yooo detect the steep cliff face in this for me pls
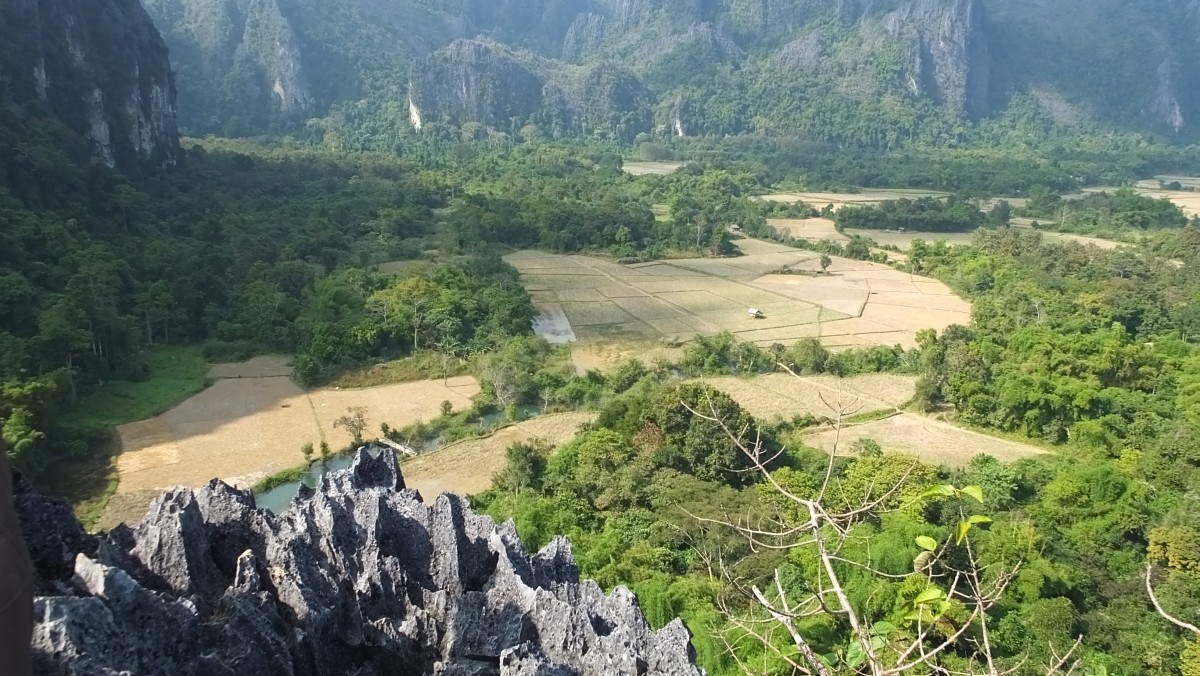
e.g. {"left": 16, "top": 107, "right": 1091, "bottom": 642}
{"left": 20, "top": 451, "right": 702, "bottom": 675}
{"left": 881, "top": 0, "right": 990, "bottom": 118}
{"left": 457, "top": 0, "right": 594, "bottom": 55}
{"left": 142, "top": 0, "right": 310, "bottom": 134}
{"left": 0, "top": 0, "right": 178, "bottom": 167}
{"left": 983, "top": 0, "right": 1200, "bottom": 136}
{"left": 409, "top": 39, "right": 545, "bottom": 132}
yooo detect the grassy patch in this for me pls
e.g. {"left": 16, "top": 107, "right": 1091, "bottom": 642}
{"left": 42, "top": 453, "right": 120, "bottom": 531}
{"left": 40, "top": 345, "right": 209, "bottom": 527}
{"left": 331, "top": 351, "right": 470, "bottom": 389}
{"left": 843, "top": 408, "right": 901, "bottom": 425}
{"left": 251, "top": 463, "right": 311, "bottom": 493}
{"left": 70, "top": 346, "right": 210, "bottom": 429}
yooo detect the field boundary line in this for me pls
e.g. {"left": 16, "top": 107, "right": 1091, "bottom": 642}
{"left": 305, "top": 393, "right": 327, "bottom": 444}
{"left": 803, "top": 410, "right": 905, "bottom": 432}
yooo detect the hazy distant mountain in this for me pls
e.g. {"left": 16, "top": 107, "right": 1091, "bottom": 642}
{"left": 138, "top": 0, "right": 1200, "bottom": 143}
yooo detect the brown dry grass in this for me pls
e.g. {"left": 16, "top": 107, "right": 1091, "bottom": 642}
{"left": 571, "top": 342, "right": 686, "bottom": 373}
{"left": 505, "top": 242, "right": 970, "bottom": 366}
{"left": 622, "top": 161, "right": 685, "bottom": 176}
{"left": 804, "top": 414, "right": 1047, "bottom": 467}
{"left": 757, "top": 189, "right": 949, "bottom": 211}
{"left": 103, "top": 371, "right": 481, "bottom": 527}
{"left": 402, "top": 412, "right": 597, "bottom": 498}
{"left": 703, "top": 373, "right": 916, "bottom": 420}
{"left": 768, "top": 218, "right": 849, "bottom": 244}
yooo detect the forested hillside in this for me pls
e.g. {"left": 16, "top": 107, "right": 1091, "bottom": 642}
{"left": 143, "top": 0, "right": 1200, "bottom": 144}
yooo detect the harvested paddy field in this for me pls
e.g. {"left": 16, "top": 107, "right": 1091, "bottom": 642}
{"left": 1096, "top": 176, "right": 1200, "bottom": 218}
{"left": 767, "top": 217, "right": 849, "bottom": 244}
{"left": 402, "top": 412, "right": 597, "bottom": 498}
{"left": 858, "top": 229, "right": 977, "bottom": 249}
{"left": 757, "top": 189, "right": 950, "bottom": 212}
{"left": 703, "top": 373, "right": 917, "bottom": 420}
{"left": 855, "top": 224, "right": 1121, "bottom": 252}
{"left": 623, "top": 161, "right": 685, "bottom": 176}
{"left": 506, "top": 239, "right": 970, "bottom": 369}
{"left": 705, "top": 371, "right": 1044, "bottom": 466}
{"left": 100, "top": 355, "right": 479, "bottom": 527}
{"left": 804, "top": 414, "right": 1048, "bottom": 467}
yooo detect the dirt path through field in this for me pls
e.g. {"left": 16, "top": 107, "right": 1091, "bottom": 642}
{"left": 100, "top": 356, "right": 480, "bottom": 528}
{"left": 402, "top": 412, "right": 597, "bottom": 498}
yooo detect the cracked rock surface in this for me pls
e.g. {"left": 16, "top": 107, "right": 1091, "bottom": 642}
{"left": 18, "top": 450, "right": 702, "bottom": 675}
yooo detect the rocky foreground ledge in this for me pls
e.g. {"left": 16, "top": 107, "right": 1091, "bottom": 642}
{"left": 17, "top": 451, "right": 702, "bottom": 675}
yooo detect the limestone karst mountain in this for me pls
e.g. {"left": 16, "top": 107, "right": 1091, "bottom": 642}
{"left": 0, "top": 0, "right": 178, "bottom": 167}
{"left": 137, "top": 0, "right": 1200, "bottom": 141}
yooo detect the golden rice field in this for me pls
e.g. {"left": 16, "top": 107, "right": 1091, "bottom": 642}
{"left": 701, "top": 372, "right": 917, "bottom": 420}
{"left": 804, "top": 413, "right": 1048, "bottom": 467}
{"left": 622, "top": 161, "right": 686, "bottom": 176}
{"left": 767, "top": 217, "right": 850, "bottom": 244}
{"left": 756, "top": 188, "right": 950, "bottom": 212}
{"left": 402, "top": 412, "right": 597, "bottom": 498}
{"left": 100, "top": 356, "right": 480, "bottom": 527}
{"left": 704, "top": 371, "right": 1046, "bottom": 466}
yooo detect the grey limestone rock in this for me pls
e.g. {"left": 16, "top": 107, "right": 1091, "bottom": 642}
{"left": 19, "top": 450, "right": 703, "bottom": 675}
{"left": 0, "top": 0, "right": 178, "bottom": 167}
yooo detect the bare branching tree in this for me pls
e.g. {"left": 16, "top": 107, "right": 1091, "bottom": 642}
{"left": 333, "top": 406, "right": 369, "bottom": 445}
{"left": 683, "top": 364, "right": 1082, "bottom": 675}
{"left": 1146, "top": 565, "right": 1200, "bottom": 635}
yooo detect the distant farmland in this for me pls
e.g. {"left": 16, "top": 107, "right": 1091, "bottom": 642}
{"left": 505, "top": 238, "right": 971, "bottom": 370}
{"left": 622, "top": 161, "right": 686, "bottom": 176}
{"left": 757, "top": 188, "right": 950, "bottom": 212}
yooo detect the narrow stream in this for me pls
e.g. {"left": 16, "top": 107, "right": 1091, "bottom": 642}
{"left": 254, "top": 405, "right": 544, "bottom": 513}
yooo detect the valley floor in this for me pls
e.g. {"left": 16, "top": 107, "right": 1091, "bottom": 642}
{"left": 97, "top": 356, "right": 478, "bottom": 527}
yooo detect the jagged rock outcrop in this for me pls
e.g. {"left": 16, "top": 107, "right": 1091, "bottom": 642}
{"left": 18, "top": 451, "right": 703, "bottom": 675}
{"left": 457, "top": 0, "right": 593, "bottom": 56}
{"left": 0, "top": 0, "right": 178, "bottom": 167}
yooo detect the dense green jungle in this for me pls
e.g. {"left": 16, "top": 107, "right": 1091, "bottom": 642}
{"left": 4, "top": 1, "right": 1200, "bottom": 670}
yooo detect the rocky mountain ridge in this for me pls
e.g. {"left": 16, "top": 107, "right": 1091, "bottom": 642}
{"left": 0, "top": 0, "right": 178, "bottom": 167}
{"left": 20, "top": 450, "right": 703, "bottom": 675}
{"left": 139, "top": 0, "right": 1200, "bottom": 142}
